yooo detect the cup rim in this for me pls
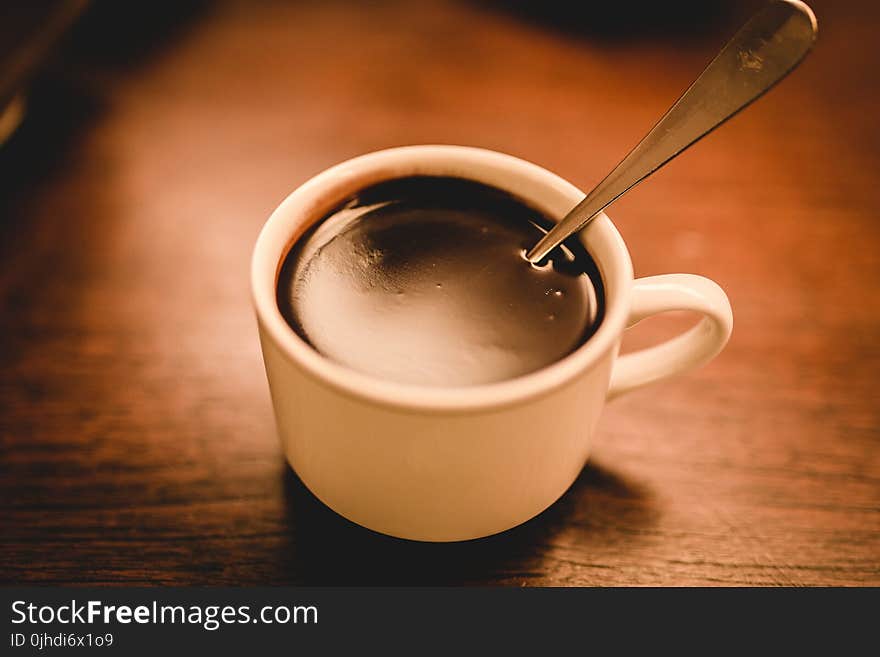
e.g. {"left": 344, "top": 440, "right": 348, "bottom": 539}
{"left": 251, "top": 145, "right": 634, "bottom": 413}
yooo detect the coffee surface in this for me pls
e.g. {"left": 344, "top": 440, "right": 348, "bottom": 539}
{"left": 277, "top": 177, "right": 603, "bottom": 387}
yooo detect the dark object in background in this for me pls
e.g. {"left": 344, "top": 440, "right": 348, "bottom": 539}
{"left": 0, "top": 0, "right": 88, "bottom": 144}
{"left": 0, "top": 0, "right": 210, "bottom": 203}
{"left": 0, "top": 1, "right": 208, "bottom": 147}
{"left": 485, "top": 0, "right": 759, "bottom": 41}
{"left": 60, "top": 0, "right": 209, "bottom": 70}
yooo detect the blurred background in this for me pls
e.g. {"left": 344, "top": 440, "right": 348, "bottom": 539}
{"left": 1, "top": 0, "right": 878, "bottom": 585}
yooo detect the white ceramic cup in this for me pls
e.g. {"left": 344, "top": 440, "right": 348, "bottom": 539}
{"left": 252, "top": 145, "right": 733, "bottom": 542}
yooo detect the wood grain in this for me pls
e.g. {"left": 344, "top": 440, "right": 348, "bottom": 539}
{"left": 1, "top": 0, "right": 877, "bottom": 586}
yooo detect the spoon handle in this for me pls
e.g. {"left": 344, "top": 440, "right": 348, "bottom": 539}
{"left": 527, "top": 0, "right": 817, "bottom": 263}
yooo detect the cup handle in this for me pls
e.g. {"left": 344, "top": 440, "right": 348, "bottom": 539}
{"left": 607, "top": 274, "right": 733, "bottom": 401}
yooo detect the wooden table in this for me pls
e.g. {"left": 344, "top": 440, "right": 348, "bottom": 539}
{"left": 1, "top": 0, "right": 877, "bottom": 586}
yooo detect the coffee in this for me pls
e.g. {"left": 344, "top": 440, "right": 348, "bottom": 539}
{"left": 276, "top": 176, "right": 603, "bottom": 387}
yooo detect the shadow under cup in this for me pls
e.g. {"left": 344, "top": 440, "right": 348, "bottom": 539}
{"left": 252, "top": 145, "right": 637, "bottom": 541}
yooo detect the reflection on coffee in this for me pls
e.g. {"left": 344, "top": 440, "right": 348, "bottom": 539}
{"left": 277, "top": 176, "right": 604, "bottom": 387}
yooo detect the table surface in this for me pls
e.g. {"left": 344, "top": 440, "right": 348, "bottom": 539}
{"left": 1, "top": 0, "right": 878, "bottom": 586}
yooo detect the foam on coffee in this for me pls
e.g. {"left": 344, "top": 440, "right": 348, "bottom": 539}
{"left": 277, "top": 176, "right": 603, "bottom": 387}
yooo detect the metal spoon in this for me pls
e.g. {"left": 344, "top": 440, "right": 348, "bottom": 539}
{"left": 526, "top": 0, "right": 818, "bottom": 264}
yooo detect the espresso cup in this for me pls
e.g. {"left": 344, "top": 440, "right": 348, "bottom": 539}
{"left": 251, "top": 145, "right": 733, "bottom": 542}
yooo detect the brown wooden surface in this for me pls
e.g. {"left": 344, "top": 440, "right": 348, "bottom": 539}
{"left": 1, "top": 0, "right": 878, "bottom": 586}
